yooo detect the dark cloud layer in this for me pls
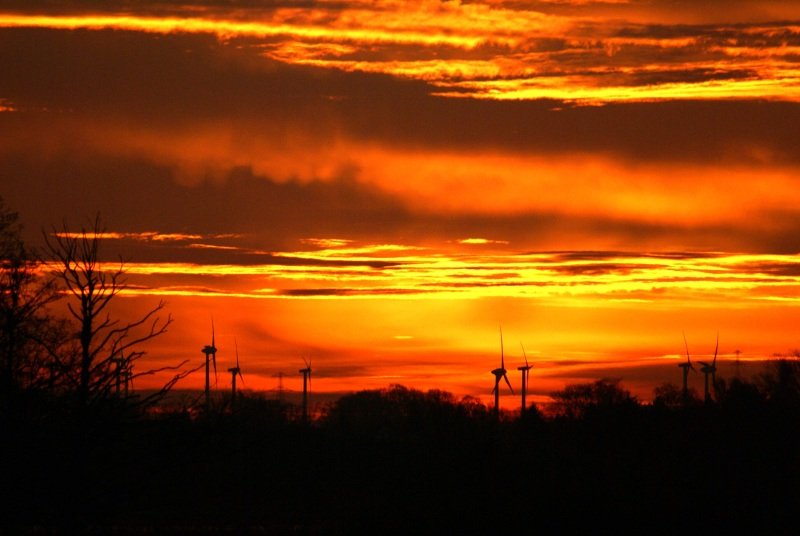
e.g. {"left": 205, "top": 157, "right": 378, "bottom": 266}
{"left": 3, "top": 25, "right": 800, "bottom": 256}
{"left": 0, "top": 151, "right": 412, "bottom": 255}
{"left": 3, "top": 27, "right": 800, "bottom": 166}
{"left": 6, "top": 147, "right": 800, "bottom": 259}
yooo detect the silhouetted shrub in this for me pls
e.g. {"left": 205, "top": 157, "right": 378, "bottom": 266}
{"left": 759, "top": 358, "right": 800, "bottom": 408}
{"left": 550, "top": 378, "right": 639, "bottom": 419}
{"left": 320, "top": 384, "right": 493, "bottom": 442}
{"left": 652, "top": 381, "right": 701, "bottom": 410}
{"left": 717, "top": 376, "right": 766, "bottom": 412}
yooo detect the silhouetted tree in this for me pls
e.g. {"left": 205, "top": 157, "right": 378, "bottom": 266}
{"left": 758, "top": 356, "right": 800, "bottom": 408}
{"left": 716, "top": 376, "right": 766, "bottom": 411}
{"left": 550, "top": 378, "right": 639, "bottom": 419}
{"left": 45, "top": 215, "right": 190, "bottom": 408}
{"left": 0, "top": 198, "right": 65, "bottom": 400}
{"left": 458, "top": 394, "right": 492, "bottom": 420}
{"left": 322, "top": 384, "right": 492, "bottom": 441}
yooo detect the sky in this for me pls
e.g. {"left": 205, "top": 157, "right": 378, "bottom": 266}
{"left": 2, "top": 0, "right": 800, "bottom": 408}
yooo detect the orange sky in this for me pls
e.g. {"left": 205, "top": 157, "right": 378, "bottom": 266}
{"left": 3, "top": 1, "right": 800, "bottom": 407}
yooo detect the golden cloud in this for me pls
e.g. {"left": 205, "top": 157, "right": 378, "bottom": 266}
{"left": 3, "top": 6, "right": 800, "bottom": 102}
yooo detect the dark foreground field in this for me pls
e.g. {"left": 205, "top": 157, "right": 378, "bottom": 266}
{"left": 2, "top": 385, "right": 799, "bottom": 534}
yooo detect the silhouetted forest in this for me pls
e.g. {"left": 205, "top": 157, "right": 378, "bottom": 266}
{"left": 2, "top": 199, "right": 800, "bottom": 533}
{"left": 3, "top": 372, "right": 800, "bottom": 534}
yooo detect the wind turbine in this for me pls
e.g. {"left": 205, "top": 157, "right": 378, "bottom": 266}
{"left": 679, "top": 333, "right": 697, "bottom": 405}
{"left": 697, "top": 333, "right": 719, "bottom": 404}
{"left": 228, "top": 339, "right": 244, "bottom": 409}
{"left": 201, "top": 319, "right": 218, "bottom": 412}
{"left": 273, "top": 372, "right": 285, "bottom": 404}
{"left": 111, "top": 353, "right": 133, "bottom": 397}
{"left": 517, "top": 343, "right": 533, "bottom": 414}
{"left": 124, "top": 363, "right": 134, "bottom": 396}
{"left": 111, "top": 353, "right": 125, "bottom": 395}
{"left": 299, "top": 357, "right": 312, "bottom": 422}
{"left": 491, "top": 327, "right": 514, "bottom": 417}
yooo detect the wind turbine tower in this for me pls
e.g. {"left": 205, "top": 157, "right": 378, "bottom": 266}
{"left": 111, "top": 354, "right": 125, "bottom": 395}
{"left": 228, "top": 339, "right": 244, "bottom": 409}
{"left": 201, "top": 320, "right": 218, "bottom": 412}
{"left": 111, "top": 354, "right": 133, "bottom": 396}
{"left": 299, "top": 357, "right": 312, "bottom": 422}
{"left": 491, "top": 327, "right": 514, "bottom": 417}
{"left": 697, "top": 334, "right": 719, "bottom": 404}
{"left": 273, "top": 372, "right": 285, "bottom": 404}
{"left": 517, "top": 343, "right": 533, "bottom": 414}
{"left": 124, "top": 364, "right": 133, "bottom": 396}
{"left": 679, "top": 333, "right": 697, "bottom": 405}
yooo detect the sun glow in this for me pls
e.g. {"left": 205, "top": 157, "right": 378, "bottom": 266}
{"left": 101, "top": 242, "right": 800, "bottom": 401}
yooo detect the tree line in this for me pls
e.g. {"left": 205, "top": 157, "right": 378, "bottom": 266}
{"left": 3, "top": 379, "right": 799, "bottom": 534}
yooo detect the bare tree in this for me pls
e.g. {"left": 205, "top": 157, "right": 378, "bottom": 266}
{"left": 45, "top": 215, "right": 191, "bottom": 408}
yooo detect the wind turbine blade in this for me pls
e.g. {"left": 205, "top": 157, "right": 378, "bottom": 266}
{"left": 503, "top": 373, "right": 514, "bottom": 394}
{"left": 235, "top": 338, "right": 240, "bottom": 369}
{"left": 211, "top": 317, "right": 215, "bottom": 349}
{"left": 213, "top": 354, "right": 218, "bottom": 386}
{"left": 499, "top": 325, "right": 505, "bottom": 369}
{"left": 713, "top": 332, "right": 719, "bottom": 366}
{"left": 682, "top": 332, "right": 691, "bottom": 365}
{"left": 520, "top": 342, "right": 529, "bottom": 368}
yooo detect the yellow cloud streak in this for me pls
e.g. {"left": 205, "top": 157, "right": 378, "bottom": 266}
{"left": 439, "top": 75, "right": 800, "bottom": 102}
{"left": 266, "top": 55, "right": 503, "bottom": 81}
{"left": 101, "top": 252, "right": 800, "bottom": 307}
{"left": 0, "top": 13, "right": 485, "bottom": 48}
{"left": 274, "top": 243, "right": 424, "bottom": 261}
{"left": 52, "top": 231, "right": 206, "bottom": 241}
{"left": 301, "top": 238, "right": 355, "bottom": 248}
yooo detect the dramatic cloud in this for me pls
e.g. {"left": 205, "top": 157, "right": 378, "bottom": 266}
{"left": 2, "top": 1, "right": 800, "bottom": 403}
{"left": 3, "top": 1, "right": 800, "bottom": 102}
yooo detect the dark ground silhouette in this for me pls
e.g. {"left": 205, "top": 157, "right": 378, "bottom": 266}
{"left": 2, "top": 378, "right": 799, "bottom": 534}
